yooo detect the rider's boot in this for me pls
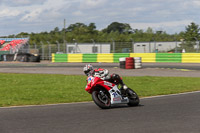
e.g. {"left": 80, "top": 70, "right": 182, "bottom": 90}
{"left": 123, "top": 84, "right": 128, "bottom": 90}
{"left": 121, "top": 84, "right": 134, "bottom": 97}
{"left": 119, "top": 79, "right": 136, "bottom": 98}
{"left": 119, "top": 84, "right": 128, "bottom": 96}
{"left": 117, "top": 77, "right": 128, "bottom": 90}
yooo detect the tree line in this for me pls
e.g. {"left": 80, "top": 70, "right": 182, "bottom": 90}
{"left": 7, "top": 22, "right": 200, "bottom": 46}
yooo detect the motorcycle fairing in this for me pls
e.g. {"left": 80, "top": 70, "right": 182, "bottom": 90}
{"left": 85, "top": 76, "right": 129, "bottom": 105}
{"left": 85, "top": 76, "right": 113, "bottom": 93}
{"left": 109, "top": 85, "right": 129, "bottom": 104}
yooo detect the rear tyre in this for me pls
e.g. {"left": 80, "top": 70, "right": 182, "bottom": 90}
{"left": 92, "top": 89, "right": 111, "bottom": 109}
{"left": 127, "top": 88, "right": 140, "bottom": 106}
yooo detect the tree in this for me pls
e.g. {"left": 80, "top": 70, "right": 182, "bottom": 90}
{"left": 88, "top": 23, "right": 96, "bottom": 31}
{"left": 178, "top": 22, "right": 200, "bottom": 51}
{"left": 67, "top": 23, "right": 87, "bottom": 32}
{"left": 88, "top": 23, "right": 98, "bottom": 35}
{"left": 183, "top": 22, "right": 200, "bottom": 41}
{"left": 103, "top": 22, "right": 132, "bottom": 33}
{"left": 145, "top": 27, "right": 154, "bottom": 34}
{"left": 16, "top": 32, "right": 29, "bottom": 37}
{"left": 5, "top": 21, "right": 185, "bottom": 45}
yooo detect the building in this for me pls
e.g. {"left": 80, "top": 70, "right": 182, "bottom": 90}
{"left": 66, "top": 43, "right": 111, "bottom": 53}
{"left": 133, "top": 41, "right": 182, "bottom": 53}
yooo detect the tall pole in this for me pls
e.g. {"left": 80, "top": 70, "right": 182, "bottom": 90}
{"left": 63, "top": 19, "right": 66, "bottom": 53}
{"left": 64, "top": 19, "right": 66, "bottom": 41}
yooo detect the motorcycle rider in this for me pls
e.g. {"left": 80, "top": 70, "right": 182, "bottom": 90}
{"left": 83, "top": 64, "right": 128, "bottom": 90}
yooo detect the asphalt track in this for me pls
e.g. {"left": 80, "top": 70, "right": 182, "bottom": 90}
{"left": 0, "top": 62, "right": 200, "bottom": 77}
{"left": 0, "top": 62, "right": 200, "bottom": 133}
{"left": 0, "top": 91, "right": 200, "bottom": 133}
{"left": 0, "top": 62, "right": 200, "bottom": 70}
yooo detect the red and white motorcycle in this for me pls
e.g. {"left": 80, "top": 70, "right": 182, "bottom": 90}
{"left": 85, "top": 76, "right": 140, "bottom": 109}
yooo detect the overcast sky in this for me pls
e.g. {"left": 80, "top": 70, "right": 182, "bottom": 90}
{"left": 0, "top": 0, "right": 199, "bottom": 36}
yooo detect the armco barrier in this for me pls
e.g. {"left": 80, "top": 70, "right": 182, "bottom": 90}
{"left": 130, "top": 53, "right": 156, "bottom": 62}
{"left": 52, "top": 54, "right": 68, "bottom": 62}
{"left": 68, "top": 54, "right": 83, "bottom": 62}
{"left": 83, "top": 54, "right": 97, "bottom": 63}
{"left": 156, "top": 53, "right": 182, "bottom": 63}
{"left": 52, "top": 53, "right": 200, "bottom": 63}
{"left": 97, "top": 53, "right": 114, "bottom": 63}
{"left": 182, "top": 53, "right": 200, "bottom": 63}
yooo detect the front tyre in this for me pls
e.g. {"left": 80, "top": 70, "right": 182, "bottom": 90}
{"left": 127, "top": 88, "right": 140, "bottom": 106}
{"left": 92, "top": 90, "right": 111, "bottom": 109}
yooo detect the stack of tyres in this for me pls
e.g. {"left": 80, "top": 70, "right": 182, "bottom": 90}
{"left": 134, "top": 57, "right": 142, "bottom": 69}
{"left": 119, "top": 57, "right": 126, "bottom": 69}
{"left": 125, "top": 57, "right": 134, "bottom": 69}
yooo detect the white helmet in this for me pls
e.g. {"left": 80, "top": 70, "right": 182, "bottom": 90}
{"left": 83, "top": 64, "right": 94, "bottom": 76}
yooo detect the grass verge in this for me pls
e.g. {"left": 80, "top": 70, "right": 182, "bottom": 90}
{"left": 0, "top": 73, "right": 200, "bottom": 107}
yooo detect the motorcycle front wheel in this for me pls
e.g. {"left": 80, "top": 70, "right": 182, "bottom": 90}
{"left": 92, "top": 89, "right": 111, "bottom": 109}
{"left": 127, "top": 88, "right": 140, "bottom": 106}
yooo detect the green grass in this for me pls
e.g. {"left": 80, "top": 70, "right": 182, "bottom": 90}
{"left": 0, "top": 73, "right": 200, "bottom": 107}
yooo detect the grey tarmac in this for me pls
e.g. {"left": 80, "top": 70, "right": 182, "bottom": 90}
{"left": 0, "top": 91, "right": 200, "bottom": 133}
{"left": 0, "top": 62, "right": 200, "bottom": 77}
{"left": 0, "top": 62, "right": 200, "bottom": 133}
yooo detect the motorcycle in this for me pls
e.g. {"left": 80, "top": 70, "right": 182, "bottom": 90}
{"left": 85, "top": 75, "right": 140, "bottom": 109}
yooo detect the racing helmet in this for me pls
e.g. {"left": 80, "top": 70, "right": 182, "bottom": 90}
{"left": 83, "top": 64, "right": 94, "bottom": 76}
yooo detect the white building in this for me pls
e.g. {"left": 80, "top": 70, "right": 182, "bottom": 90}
{"left": 133, "top": 41, "right": 182, "bottom": 53}
{"left": 66, "top": 43, "right": 111, "bottom": 53}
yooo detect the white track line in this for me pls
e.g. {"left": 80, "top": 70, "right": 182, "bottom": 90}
{"left": 0, "top": 101, "right": 93, "bottom": 109}
{"left": 1, "top": 91, "right": 200, "bottom": 109}
{"left": 141, "top": 90, "right": 200, "bottom": 99}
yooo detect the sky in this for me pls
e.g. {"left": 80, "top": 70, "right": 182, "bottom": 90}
{"left": 0, "top": 0, "right": 199, "bottom": 36}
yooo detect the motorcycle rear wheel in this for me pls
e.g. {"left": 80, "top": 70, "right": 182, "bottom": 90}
{"left": 127, "top": 88, "right": 140, "bottom": 106}
{"left": 92, "top": 90, "right": 111, "bottom": 109}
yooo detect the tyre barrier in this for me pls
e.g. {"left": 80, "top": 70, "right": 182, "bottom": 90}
{"left": 134, "top": 57, "right": 142, "bottom": 69}
{"left": 119, "top": 57, "right": 142, "bottom": 69}
{"left": 125, "top": 57, "right": 134, "bottom": 69}
{"left": 119, "top": 57, "right": 126, "bottom": 69}
{"left": 1, "top": 53, "right": 40, "bottom": 62}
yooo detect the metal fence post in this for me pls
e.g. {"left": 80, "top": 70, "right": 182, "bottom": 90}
{"left": 111, "top": 39, "right": 115, "bottom": 53}
{"left": 34, "top": 43, "right": 37, "bottom": 49}
{"left": 175, "top": 40, "right": 178, "bottom": 53}
{"left": 130, "top": 39, "right": 134, "bottom": 53}
{"left": 65, "top": 41, "right": 68, "bottom": 53}
{"left": 40, "top": 41, "right": 44, "bottom": 60}
{"left": 149, "top": 41, "right": 152, "bottom": 53}
{"left": 100, "top": 43, "right": 102, "bottom": 53}
{"left": 56, "top": 41, "right": 60, "bottom": 53}
{"left": 194, "top": 37, "right": 199, "bottom": 53}
{"left": 47, "top": 41, "right": 51, "bottom": 60}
